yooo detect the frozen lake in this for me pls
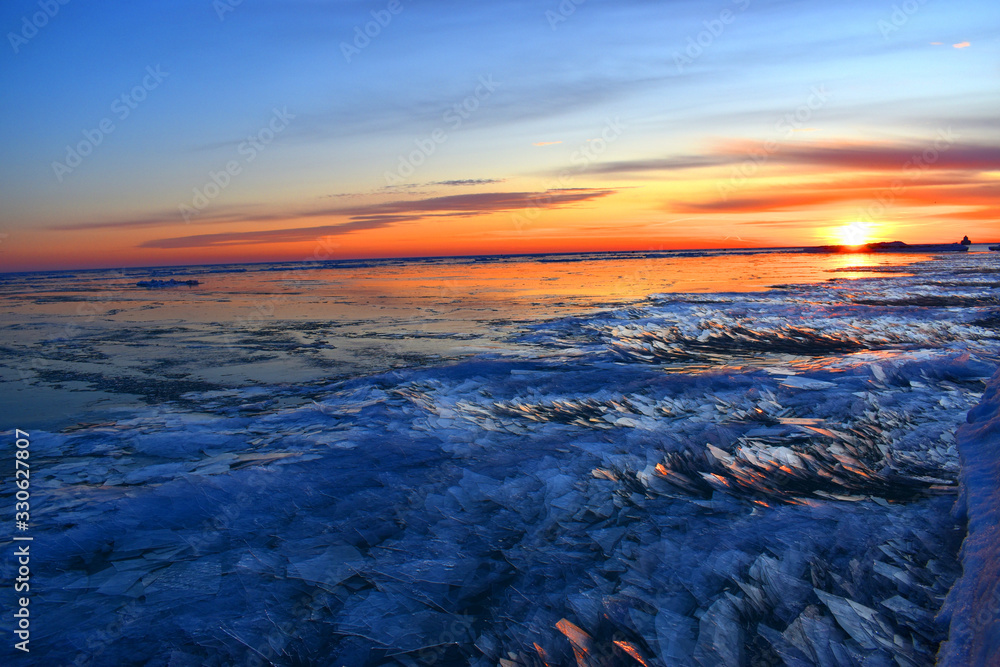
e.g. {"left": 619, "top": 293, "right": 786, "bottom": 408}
{"left": 1, "top": 248, "right": 998, "bottom": 665}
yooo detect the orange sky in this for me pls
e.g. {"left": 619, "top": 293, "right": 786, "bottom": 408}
{"left": 1, "top": 1, "right": 998, "bottom": 271}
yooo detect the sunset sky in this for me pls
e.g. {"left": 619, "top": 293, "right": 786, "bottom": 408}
{"left": 1, "top": 0, "right": 998, "bottom": 271}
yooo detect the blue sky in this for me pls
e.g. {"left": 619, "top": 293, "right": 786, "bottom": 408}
{"left": 1, "top": 0, "right": 998, "bottom": 270}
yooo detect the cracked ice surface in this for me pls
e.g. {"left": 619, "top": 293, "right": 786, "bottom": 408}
{"left": 2, "top": 252, "right": 999, "bottom": 665}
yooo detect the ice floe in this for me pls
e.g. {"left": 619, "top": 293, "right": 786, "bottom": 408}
{"left": 2, "top": 251, "right": 998, "bottom": 664}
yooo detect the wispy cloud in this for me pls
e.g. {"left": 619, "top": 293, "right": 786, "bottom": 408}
{"left": 138, "top": 188, "right": 616, "bottom": 249}
{"left": 674, "top": 174, "right": 1000, "bottom": 215}
{"left": 47, "top": 206, "right": 272, "bottom": 232}
{"left": 588, "top": 155, "right": 732, "bottom": 174}
{"left": 430, "top": 179, "right": 505, "bottom": 186}
{"left": 332, "top": 189, "right": 615, "bottom": 218}
{"left": 590, "top": 141, "right": 1000, "bottom": 175}
{"left": 55, "top": 186, "right": 608, "bottom": 233}
{"left": 139, "top": 218, "right": 404, "bottom": 249}
{"left": 771, "top": 141, "right": 999, "bottom": 171}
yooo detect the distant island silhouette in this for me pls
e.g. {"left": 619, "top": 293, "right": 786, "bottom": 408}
{"left": 805, "top": 240, "right": 970, "bottom": 254}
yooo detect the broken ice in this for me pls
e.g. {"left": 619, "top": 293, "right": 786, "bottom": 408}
{"left": 2, "top": 251, "right": 998, "bottom": 665}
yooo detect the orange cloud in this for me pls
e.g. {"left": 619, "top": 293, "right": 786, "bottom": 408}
{"left": 672, "top": 174, "right": 1000, "bottom": 215}
{"left": 591, "top": 139, "right": 1000, "bottom": 175}
{"left": 139, "top": 188, "right": 618, "bottom": 249}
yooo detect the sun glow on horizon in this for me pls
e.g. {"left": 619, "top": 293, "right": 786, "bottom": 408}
{"left": 835, "top": 221, "right": 875, "bottom": 247}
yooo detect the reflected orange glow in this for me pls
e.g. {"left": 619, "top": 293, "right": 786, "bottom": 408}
{"left": 613, "top": 640, "right": 649, "bottom": 666}
{"left": 556, "top": 619, "right": 593, "bottom": 654}
{"left": 533, "top": 642, "right": 551, "bottom": 665}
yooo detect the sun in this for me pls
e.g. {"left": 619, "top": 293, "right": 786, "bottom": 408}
{"left": 837, "top": 222, "right": 872, "bottom": 247}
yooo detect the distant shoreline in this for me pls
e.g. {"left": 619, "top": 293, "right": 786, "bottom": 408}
{"left": 3, "top": 243, "right": 998, "bottom": 276}
{"left": 803, "top": 241, "right": 972, "bottom": 254}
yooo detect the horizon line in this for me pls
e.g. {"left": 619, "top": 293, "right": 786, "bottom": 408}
{"left": 3, "top": 241, "right": 998, "bottom": 276}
